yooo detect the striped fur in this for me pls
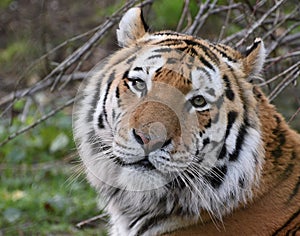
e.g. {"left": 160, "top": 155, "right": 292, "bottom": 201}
{"left": 73, "top": 8, "right": 300, "bottom": 236}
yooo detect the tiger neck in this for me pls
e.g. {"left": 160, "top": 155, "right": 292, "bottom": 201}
{"left": 255, "top": 89, "right": 300, "bottom": 197}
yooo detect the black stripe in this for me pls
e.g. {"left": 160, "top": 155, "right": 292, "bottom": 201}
{"left": 289, "top": 176, "right": 300, "bottom": 202}
{"left": 129, "top": 212, "right": 148, "bottom": 229}
{"left": 107, "top": 70, "right": 116, "bottom": 83}
{"left": 272, "top": 209, "right": 300, "bottom": 236}
{"left": 271, "top": 116, "right": 286, "bottom": 162}
{"left": 190, "top": 47, "right": 199, "bottom": 56}
{"left": 206, "top": 88, "right": 216, "bottom": 97}
{"left": 202, "top": 137, "right": 210, "bottom": 147}
{"left": 126, "top": 56, "right": 136, "bottom": 64}
{"left": 136, "top": 214, "right": 168, "bottom": 235}
{"left": 238, "top": 176, "right": 245, "bottom": 188}
{"left": 195, "top": 67, "right": 211, "bottom": 80}
{"left": 218, "top": 145, "right": 227, "bottom": 160}
{"left": 115, "top": 86, "right": 120, "bottom": 99}
{"left": 153, "top": 47, "right": 172, "bottom": 53}
{"left": 229, "top": 122, "right": 248, "bottom": 162}
{"left": 245, "top": 40, "right": 261, "bottom": 57}
{"left": 140, "top": 9, "right": 149, "bottom": 32}
{"left": 204, "top": 118, "right": 212, "bottom": 129}
{"left": 101, "top": 71, "right": 115, "bottom": 124}
{"left": 199, "top": 56, "right": 215, "bottom": 71}
{"left": 88, "top": 129, "right": 105, "bottom": 155}
{"left": 225, "top": 111, "right": 238, "bottom": 138}
{"left": 152, "top": 31, "right": 182, "bottom": 36}
{"left": 280, "top": 163, "right": 294, "bottom": 180}
{"left": 223, "top": 75, "right": 235, "bottom": 101}
{"left": 122, "top": 70, "right": 129, "bottom": 80}
{"left": 213, "top": 45, "right": 237, "bottom": 62}
{"left": 103, "top": 81, "right": 113, "bottom": 124}
{"left": 184, "top": 39, "right": 219, "bottom": 62}
{"left": 98, "top": 114, "right": 104, "bottom": 129}
{"left": 133, "top": 67, "right": 143, "bottom": 71}
{"left": 166, "top": 57, "right": 178, "bottom": 64}
{"left": 86, "top": 79, "right": 103, "bottom": 123}
{"left": 204, "top": 165, "right": 227, "bottom": 188}
{"left": 176, "top": 46, "right": 189, "bottom": 52}
{"left": 147, "top": 54, "right": 162, "bottom": 60}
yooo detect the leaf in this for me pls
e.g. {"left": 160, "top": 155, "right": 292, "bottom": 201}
{"left": 49, "top": 133, "right": 69, "bottom": 153}
{"left": 6, "top": 148, "right": 26, "bottom": 163}
{"left": 45, "top": 195, "right": 68, "bottom": 214}
{"left": 11, "top": 190, "right": 26, "bottom": 201}
{"left": 3, "top": 208, "right": 22, "bottom": 223}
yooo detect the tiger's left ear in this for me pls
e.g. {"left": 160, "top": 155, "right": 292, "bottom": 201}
{"left": 242, "top": 38, "right": 266, "bottom": 76}
{"left": 117, "top": 8, "right": 149, "bottom": 47}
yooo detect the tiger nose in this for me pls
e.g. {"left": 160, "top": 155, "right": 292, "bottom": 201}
{"left": 132, "top": 122, "right": 171, "bottom": 154}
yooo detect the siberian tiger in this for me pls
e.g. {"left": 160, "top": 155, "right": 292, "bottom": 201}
{"left": 73, "top": 7, "right": 300, "bottom": 236}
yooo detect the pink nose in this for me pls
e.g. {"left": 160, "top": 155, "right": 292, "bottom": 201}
{"left": 132, "top": 128, "right": 171, "bottom": 154}
{"left": 133, "top": 129, "right": 151, "bottom": 145}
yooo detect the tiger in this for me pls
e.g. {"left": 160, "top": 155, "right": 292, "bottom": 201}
{"left": 73, "top": 7, "right": 300, "bottom": 236}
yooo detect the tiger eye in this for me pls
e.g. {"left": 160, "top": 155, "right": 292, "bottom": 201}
{"left": 132, "top": 79, "right": 146, "bottom": 92}
{"left": 190, "top": 95, "right": 207, "bottom": 108}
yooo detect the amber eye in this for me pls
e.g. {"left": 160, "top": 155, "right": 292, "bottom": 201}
{"left": 190, "top": 95, "right": 207, "bottom": 108}
{"left": 129, "top": 79, "right": 147, "bottom": 92}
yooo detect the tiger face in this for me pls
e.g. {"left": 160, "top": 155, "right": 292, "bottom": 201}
{"left": 105, "top": 46, "right": 234, "bottom": 190}
{"left": 73, "top": 7, "right": 267, "bottom": 235}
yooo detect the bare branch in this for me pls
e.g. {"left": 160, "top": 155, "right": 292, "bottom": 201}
{"left": 0, "top": 72, "right": 88, "bottom": 107}
{"left": 260, "top": 61, "right": 300, "bottom": 87}
{"left": 268, "top": 68, "right": 300, "bottom": 102}
{"left": 0, "top": 98, "right": 75, "bottom": 148}
{"left": 217, "top": 0, "right": 234, "bottom": 42}
{"left": 235, "top": 0, "right": 286, "bottom": 47}
{"left": 76, "top": 212, "right": 109, "bottom": 229}
{"left": 176, "top": 0, "right": 190, "bottom": 32}
{"left": 185, "top": 0, "right": 211, "bottom": 35}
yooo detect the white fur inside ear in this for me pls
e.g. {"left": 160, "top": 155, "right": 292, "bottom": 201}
{"left": 117, "top": 8, "right": 147, "bottom": 47}
{"left": 245, "top": 38, "right": 266, "bottom": 75}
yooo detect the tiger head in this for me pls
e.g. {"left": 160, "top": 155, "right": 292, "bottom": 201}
{"left": 74, "top": 7, "right": 266, "bottom": 225}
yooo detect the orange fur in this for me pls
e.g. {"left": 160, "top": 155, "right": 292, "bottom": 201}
{"left": 166, "top": 90, "right": 300, "bottom": 235}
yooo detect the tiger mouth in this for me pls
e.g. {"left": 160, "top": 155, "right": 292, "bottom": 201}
{"left": 115, "top": 156, "right": 156, "bottom": 170}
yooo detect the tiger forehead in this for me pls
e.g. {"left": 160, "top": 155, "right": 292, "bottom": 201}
{"left": 152, "top": 67, "right": 192, "bottom": 94}
{"left": 145, "top": 34, "right": 242, "bottom": 65}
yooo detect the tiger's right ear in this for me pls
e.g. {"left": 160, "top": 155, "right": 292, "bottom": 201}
{"left": 117, "top": 8, "right": 149, "bottom": 47}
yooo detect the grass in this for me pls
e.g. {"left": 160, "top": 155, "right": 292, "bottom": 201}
{"left": 0, "top": 109, "right": 107, "bottom": 235}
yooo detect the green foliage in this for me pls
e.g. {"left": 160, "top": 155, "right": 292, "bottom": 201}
{"left": 0, "top": 108, "right": 105, "bottom": 235}
{"left": 152, "top": 0, "right": 184, "bottom": 29}
{"left": 0, "top": 40, "right": 30, "bottom": 63}
{"left": 151, "top": 0, "right": 199, "bottom": 30}
{"left": 0, "top": 0, "right": 13, "bottom": 9}
{"left": 95, "top": 0, "right": 126, "bottom": 18}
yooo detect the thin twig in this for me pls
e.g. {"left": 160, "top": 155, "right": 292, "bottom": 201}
{"left": 268, "top": 68, "right": 300, "bottom": 102}
{"left": 0, "top": 98, "right": 75, "bottom": 148}
{"left": 235, "top": 0, "right": 286, "bottom": 47}
{"left": 193, "top": 0, "right": 218, "bottom": 35}
{"left": 217, "top": 0, "right": 233, "bottom": 42}
{"left": 266, "top": 22, "right": 300, "bottom": 56}
{"left": 0, "top": 72, "right": 88, "bottom": 108}
{"left": 288, "top": 106, "right": 300, "bottom": 124}
{"left": 76, "top": 212, "right": 109, "bottom": 228}
{"left": 260, "top": 61, "right": 300, "bottom": 87}
{"left": 176, "top": 0, "right": 190, "bottom": 32}
{"left": 265, "top": 51, "right": 300, "bottom": 63}
{"left": 185, "top": 0, "right": 211, "bottom": 35}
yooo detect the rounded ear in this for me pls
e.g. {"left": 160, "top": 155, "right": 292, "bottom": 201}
{"left": 117, "top": 8, "right": 149, "bottom": 47}
{"left": 243, "top": 38, "right": 266, "bottom": 76}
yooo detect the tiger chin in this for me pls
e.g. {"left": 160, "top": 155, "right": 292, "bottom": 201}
{"left": 73, "top": 7, "right": 300, "bottom": 236}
